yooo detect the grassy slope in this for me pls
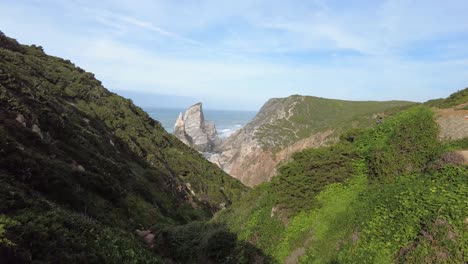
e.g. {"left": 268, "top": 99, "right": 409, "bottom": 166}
{"left": 254, "top": 95, "right": 414, "bottom": 152}
{"left": 0, "top": 32, "right": 254, "bottom": 263}
{"left": 425, "top": 88, "right": 468, "bottom": 109}
{"left": 216, "top": 106, "right": 468, "bottom": 263}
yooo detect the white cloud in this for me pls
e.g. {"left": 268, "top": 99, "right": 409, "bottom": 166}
{"left": 1, "top": 0, "right": 467, "bottom": 110}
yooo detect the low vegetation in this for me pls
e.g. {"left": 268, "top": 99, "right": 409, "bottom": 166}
{"left": 0, "top": 32, "right": 256, "bottom": 263}
{"left": 1, "top": 32, "right": 466, "bottom": 263}
{"left": 425, "top": 88, "right": 468, "bottom": 109}
{"left": 254, "top": 95, "right": 415, "bottom": 152}
{"left": 216, "top": 105, "right": 468, "bottom": 263}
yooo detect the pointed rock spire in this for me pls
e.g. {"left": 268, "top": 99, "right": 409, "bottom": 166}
{"left": 174, "top": 103, "right": 219, "bottom": 152}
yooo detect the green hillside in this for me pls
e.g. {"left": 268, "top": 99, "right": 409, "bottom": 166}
{"left": 0, "top": 32, "right": 264, "bottom": 263}
{"left": 215, "top": 105, "right": 468, "bottom": 263}
{"left": 425, "top": 88, "right": 468, "bottom": 109}
{"left": 1, "top": 31, "right": 466, "bottom": 263}
{"left": 253, "top": 95, "right": 414, "bottom": 152}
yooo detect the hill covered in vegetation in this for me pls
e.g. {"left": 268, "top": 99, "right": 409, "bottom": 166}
{"left": 1, "top": 31, "right": 466, "bottom": 263}
{"left": 215, "top": 104, "right": 468, "bottom": 263}
{"left": 0, "top": 32, "right": 269, "bottom": 263}
{"left": 425, "top": 88, "right": 468, "bottom": 110}
{"left": 216, "top": 94, "right": 415, "bottom": 186}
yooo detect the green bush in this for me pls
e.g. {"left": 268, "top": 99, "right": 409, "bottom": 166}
{"left": 271, "top": 142, "right": 360, "bottom": 214}
{"left": 216, "top": 105, "right": 466, "bottom": 264}
{"left": 337, "top": 166, "right": 468, "bottom": 263}
{"left": 0, "top": 215, "right": 18, "bottom": 247}
{"left": 0, "top": 33, "right": 249, "bottom": 263}
{"left": 154, "top": 221, "right": 274, "bottom": 263}
{"left": 364, "top": 107, "right": 442, "bottom": 183}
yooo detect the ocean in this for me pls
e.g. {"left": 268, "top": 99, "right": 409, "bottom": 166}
{"left": 144, "top": 107, "right": 257, "bottom": 138}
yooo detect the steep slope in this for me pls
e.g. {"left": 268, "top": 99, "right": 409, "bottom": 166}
{"left": 0, "top": 32, "right": 253, "bottom": 263}
{"left": 215, "top": 105, "right": 468, "bottom": 263}
{"left": 217, "top": 95, "right": 414, "bottom": 186}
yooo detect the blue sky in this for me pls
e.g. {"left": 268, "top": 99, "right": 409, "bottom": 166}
{"left": 1, "top": 0, "right": 467, "bottom": 110}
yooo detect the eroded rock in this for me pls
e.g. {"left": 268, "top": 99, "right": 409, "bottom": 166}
{"left": 174, "top": 103, "right": 219, "bottom": 152}
{"left": 16, "top": 114, "right": 26, "bottom": 127}
{"left": 136, "top": 229, "right": 155, "bottom": 248}
{"left": 32, "top": 124, "right": 44, "bottom": 139}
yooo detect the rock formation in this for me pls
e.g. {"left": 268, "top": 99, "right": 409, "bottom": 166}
{"left": 174, "top": 103, "right": 220, "bottom": 152}
{"left": 214, "top": 95, "right": 414, "bottom": 186}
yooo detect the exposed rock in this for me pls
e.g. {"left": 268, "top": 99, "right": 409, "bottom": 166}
{"left": 135, "top": 229, "right": 155, "bottom": 247}
{"left": 218, "top": 129, "right": 334, "bottom": 186}
{"left": 174, "top": 103, "right": 219, "bottom": 152}
{"left": 16, "top": 114, "right": 26, "bottom": 127}
{"left": 71, "top": 161, "right": 86, "bottom": 172}
{"left": 270, "top": 206, "right": 278, "bottom": 218}
{"left": 16, "top": 143, "right": 25, "bottom": 151}
{"left": 213, "top": 96, "right": 338, "bottom": 186}
{"left": 206, "top": 153, "right": 222, "bottom": 167}
{"left": 214, "top": 95, "right": 413, "bottom": 186}
{"left": 174, "top": 112, "right": 192, "bottom": 146}
{"left": 185, "top": 183, "right": 196, "bottom": 196}
{"left": 32, "top": 124, "right": 44, "bottom": 139}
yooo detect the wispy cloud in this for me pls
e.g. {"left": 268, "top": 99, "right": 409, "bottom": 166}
{"left": 92, "top": 10, "right": 203, "bottom": 46}
{"left": 0, "top": 0, "right": 467, "bottom": 110}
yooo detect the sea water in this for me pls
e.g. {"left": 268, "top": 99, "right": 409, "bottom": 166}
{"left": 144, "top": 107, "right": 256, "bottom": 138}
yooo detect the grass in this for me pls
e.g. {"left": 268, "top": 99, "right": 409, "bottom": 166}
{"left": 253, "top": 95, "right": 414, "bottom": 152}
{"left": 425, "top": 88, "right": 468, "bottom": 109}
{"left": 216, "top": 105, "right": 468, "bottom": 263}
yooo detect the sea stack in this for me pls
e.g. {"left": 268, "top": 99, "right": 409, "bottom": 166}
{"left": 174, "top": 103, "right": 220, "bottom": 152}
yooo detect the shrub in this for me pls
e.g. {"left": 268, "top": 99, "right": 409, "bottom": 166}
{"left": 365, "top": 107, "right": 442, "bottom": 183}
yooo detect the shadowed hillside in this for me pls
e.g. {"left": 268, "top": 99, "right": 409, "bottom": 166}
{"left": 0, "top": 32, "right": 275, "bottom": 263}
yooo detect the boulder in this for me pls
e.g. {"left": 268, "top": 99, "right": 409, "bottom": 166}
{"left": 32, "top": 124, "right": 44, "bottom": 139}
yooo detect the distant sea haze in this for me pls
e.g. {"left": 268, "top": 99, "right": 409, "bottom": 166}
{"left": 145, "top": 107, "right": 256, "bottom": 138}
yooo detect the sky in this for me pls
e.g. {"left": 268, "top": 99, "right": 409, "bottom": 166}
{"left": 0, "top": 0, "right": 467, "bottom": 111}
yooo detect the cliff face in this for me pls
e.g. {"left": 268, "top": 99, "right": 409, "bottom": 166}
{"left": 174, "top": 103, "right": 220, "bottom": 152}
{"left": 216, "top": 95, "right": 415, "bottom": 186}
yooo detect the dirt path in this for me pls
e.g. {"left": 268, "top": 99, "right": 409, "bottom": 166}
{"left": 435, "top": 107, "right": 468, "bottom": 140}
{"left": 457, "top": 150, "right": 468, "bottom": 164}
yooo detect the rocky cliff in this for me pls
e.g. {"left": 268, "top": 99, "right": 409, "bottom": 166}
{"left": 215, "top": 95, "right": 415, "bottom": 186}
{"left": 174, "top": 103, "right": 220, "bottom": 152}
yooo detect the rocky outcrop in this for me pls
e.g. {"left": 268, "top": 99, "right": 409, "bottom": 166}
{"left": 214, "top": 95, "right": 414, "bottom": 186}
{"left": 174, "top": 103, "right": 220, "bottom": 152}
{"left": 216, "top": 125, "right": 335, "bottom": 186}
{"left": 174, "top": 113, "right": 192, "bottom": 146}
{"left": 135, "top": 229, "right": 156, "bottom": 248}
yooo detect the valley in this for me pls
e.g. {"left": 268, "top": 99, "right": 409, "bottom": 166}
{"left": 1, "top": 32, "right": 467, "bottom": 264}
